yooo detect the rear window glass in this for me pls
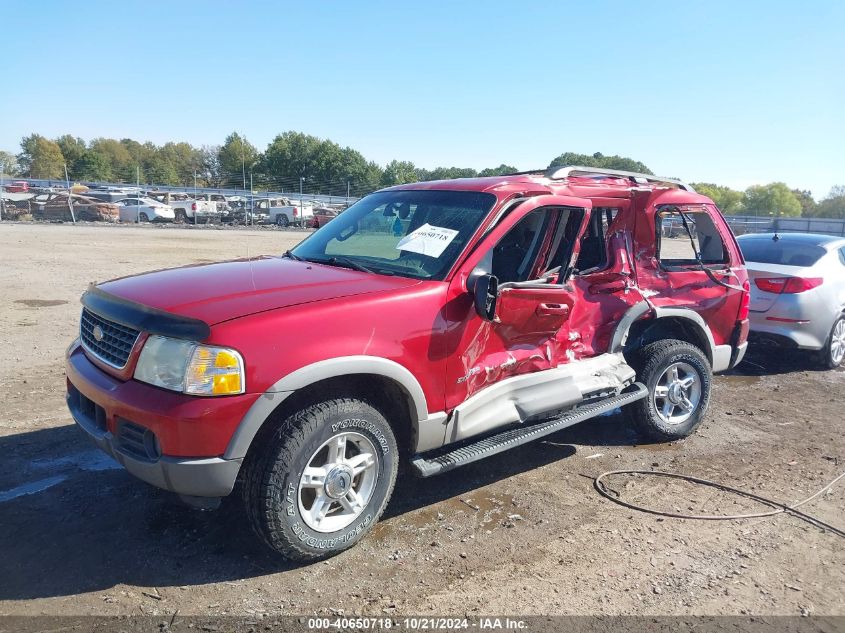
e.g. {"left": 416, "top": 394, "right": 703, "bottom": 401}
{"left": 656, "top": 206, "right": 727, "bottom": 266}
{"left": 739, "top": 240, "right": 826, "bottom": 267}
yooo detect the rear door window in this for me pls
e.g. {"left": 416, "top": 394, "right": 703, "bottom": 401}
{"left": 656, "top": 206, "right": 728, "bottom": 267}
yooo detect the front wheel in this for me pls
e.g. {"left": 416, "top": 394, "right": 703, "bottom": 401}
{"left": 624, "top": 340, "right": 712, "bottom": 441}
{"left": 819, "top": 316, "right": 845, "bottom": 369}
{"left": 243, "top": 398, "right": 398, "bottom": 561}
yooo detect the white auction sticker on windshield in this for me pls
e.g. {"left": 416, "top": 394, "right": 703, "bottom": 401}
{"left": 396, "top": 223, "right": 459, "bottom": 258}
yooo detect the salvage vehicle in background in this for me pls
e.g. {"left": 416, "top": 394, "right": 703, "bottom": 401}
{"left": 35, "top": 194, "right": 120, "bottom": 222}
{"left": 65, "top": 166, "right": 749, "bottom": 561}
{"left": 191, "top": 192, "right": 231, "bottom": 215}
{"left": 738, "top": 232, "right": 845, "bottom": 368}
{"left": 147, "top": 191, "right": 219, "bottom": 224}
{"left": 116, "top": 197, "right": 176, "bottom": 223}
{"left": 253, "top": 197, "right": 314, "bottom": 227}
{"left": 311, "top": 207, "right": 341, "bottom": 228}
{"left": 3, "top": 180, "right": 29, "bottom": 193}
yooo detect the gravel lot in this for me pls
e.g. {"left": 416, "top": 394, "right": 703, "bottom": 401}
{"left": 0, "top": 222, "right": 843, "bottom": 618}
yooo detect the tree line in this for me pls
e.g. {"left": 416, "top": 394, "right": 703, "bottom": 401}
{"left": 1, "top": 133, "right": 843, "bottom": 218}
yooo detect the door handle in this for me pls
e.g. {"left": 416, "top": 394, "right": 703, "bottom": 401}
{"left": 536, "top": 303, "right": 570, "bottom": 317}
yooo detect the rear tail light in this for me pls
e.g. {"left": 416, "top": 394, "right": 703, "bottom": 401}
{"left": 738, "top": 279, "right": 750, "bottom": 320}
{"left": 293, "top": 207, "right": 298, "bottom": 217}
{"left": 191, "top": 202, "right": 197, "bottom": 211}
{"left": 754, "top": 277, "right": 823, "bottom": 294}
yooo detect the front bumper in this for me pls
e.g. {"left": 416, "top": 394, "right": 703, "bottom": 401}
{"left": 65, "top": 342, "right": 254, "bottom": 497}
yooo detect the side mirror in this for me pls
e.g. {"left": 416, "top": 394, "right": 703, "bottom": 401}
{"left": 472, "top": 274, "right": 498, "bottom": 321}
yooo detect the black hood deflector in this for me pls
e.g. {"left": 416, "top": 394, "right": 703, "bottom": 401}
{"left": 81, "top": 285, "right": 211, "bottom": 341}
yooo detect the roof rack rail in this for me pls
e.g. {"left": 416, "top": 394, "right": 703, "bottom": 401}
{"left": 545, "top": 165, "right": 695, "bottom": 192}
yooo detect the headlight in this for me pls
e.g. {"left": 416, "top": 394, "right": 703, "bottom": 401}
{"left": 134, "top": 335, "right": 245, "bottom": 396}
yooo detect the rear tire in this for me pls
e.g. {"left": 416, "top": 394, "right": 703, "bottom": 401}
{"left": 175, "top": 210, "right": 187, "bottom": 224}
{"left": 624, "top": 340, "right": 712, "bottom": 441}
{"left": 242, "top": 398, "right": 398, "bottom": 561}
{"left": 819, "top": 316, "right": 845, "bottom": 369}
{"left": 138, "top": 212, "right": 149, "bottom": 223}
{"left": 276, "top": 214, "right": 289, "bottom": 227}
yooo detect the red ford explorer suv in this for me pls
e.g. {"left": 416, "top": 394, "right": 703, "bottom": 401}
{"left": 66, "top": 166, "right": 749, "bottom": 560}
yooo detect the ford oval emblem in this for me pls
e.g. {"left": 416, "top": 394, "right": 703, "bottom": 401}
{"left": 92, "top": 325, "right": 104, "bottom": 342}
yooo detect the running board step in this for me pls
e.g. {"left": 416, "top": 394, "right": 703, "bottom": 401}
{"left": 411, "top": 382, "right": 648, "bottom": 478}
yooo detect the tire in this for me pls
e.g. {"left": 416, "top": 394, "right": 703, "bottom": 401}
{"left": 819, "top": 316, "right": 845, "bottom": 369}
{"left": 623, "top": 339, "right": 712, "bottom": 441}
{"left": 175, "top": 210, "right": 187, "bottom": 224}
{"left": 138, "top": 212, "right": 149, "bottom": 223}
{"left": 243, "top": 398, "right": 398, "bottom": 561}
{"left": 276, "top": 214, "right": 289, "bottom": 227}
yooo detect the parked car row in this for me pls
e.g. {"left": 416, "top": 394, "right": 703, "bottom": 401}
{"left": 2, "top": 182, "right": 349, "bottom": 226}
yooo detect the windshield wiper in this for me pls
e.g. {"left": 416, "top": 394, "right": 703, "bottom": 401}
{"left": 282, "top": 249, "right": 303, "bottom": 261}
{"left": 326, "top": 256, "right": 375, "bottom": 274}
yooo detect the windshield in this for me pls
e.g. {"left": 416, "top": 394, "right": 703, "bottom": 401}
{"left": 291, "top": 190, "right": 496, "bottom": 280}
{"left": 739, "top": 238, "right": 826, "bottom": 267}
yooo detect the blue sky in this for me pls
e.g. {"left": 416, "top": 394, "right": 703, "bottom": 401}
{"left": 3, "top": 1, "right": 843, "bottom": 198}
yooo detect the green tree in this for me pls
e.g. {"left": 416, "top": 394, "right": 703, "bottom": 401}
{"left": 790, "top": 189, "right": 817, "bottom": 217}
{"left": 56, "top": 135, "right": 88, "bottom": 178}
{"left": 742, "top": 183, "right": 802, "bottom": 218}
{"left": 419, "top": 167, "right": 479, "bottom": 181}
{"left": 815, "top": 186, "right": 845, "bottom": 219}
{"left": 198, "top": 145, "right": 225, "bottom": 187}
{"left": 691, "top": 183, "right": 744, "bottom": 215}
{"left": 219, "top": 132, "right": 259, "bottom": 188}
{"left": 338, "top": 149, "right": 382, "bottom": 197}
{"left": 260, "top": 131, "right": 363, "bottom": 195}
{"left": 380, "top": 160, "right": 419, "bottom": 187}
{"left": 159, "top": 142, "right": 203, "bottom": 186}
{"left": 74, "top": 151, "right": 113, "bottom": 181}
{"left": 479, "top": 164, "right": 518, "bottom": 177}
{"left": 18, "top": 135, "right": 65, "bottom": 179}
{"left": 0, "top": 150, "right": 19, "bottom": 176}
{"left": 548, "top": 151, "right": 652, "bottom": 174}
{"left": 89, "top": 138, "right": 133, "bottom": 181}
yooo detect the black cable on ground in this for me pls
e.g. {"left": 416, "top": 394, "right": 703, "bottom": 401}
{"left": 594, "top": 469, "right": 845, "bottom": 538}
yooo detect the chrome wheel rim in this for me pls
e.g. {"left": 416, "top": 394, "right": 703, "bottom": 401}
{"left": 298, "top": 432, "right": 379, "bottom": 533}
{"left": 653, "top": 361, "right": 702, "bottom": 425}
{"left": 831, "top": 320, "right": 845, "bottom": 366}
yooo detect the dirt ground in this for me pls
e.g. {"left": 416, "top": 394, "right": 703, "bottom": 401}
{"left": 0, "top": 222, "right": 843, "bottom": 618}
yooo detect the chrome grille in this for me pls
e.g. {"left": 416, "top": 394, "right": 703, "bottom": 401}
{"left": 80, "top": 308, "right": 140, "bottom": 369}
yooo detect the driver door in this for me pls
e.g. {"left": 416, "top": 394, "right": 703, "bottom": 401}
{"left": 443, "top": 195, "right": 591, "bottom": 436}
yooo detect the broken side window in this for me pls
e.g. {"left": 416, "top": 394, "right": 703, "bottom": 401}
{"left": 575, "top": 207, "right": 618, "bottom": 273}
{"left": 656, "top": 206, "right": 728, "bottom": 268}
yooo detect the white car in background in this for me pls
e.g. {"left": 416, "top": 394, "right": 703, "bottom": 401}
{"left": 737, "top": 232, "right": 845, "bottom": 369}
{"left": 116, "top": 197, "right": 176, "bottom": 223}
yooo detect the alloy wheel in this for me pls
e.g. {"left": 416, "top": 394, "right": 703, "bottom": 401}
{"left": 831, "top": 319, "right": 845, "bottom": 367}
{"left": 297, "top": 432, "right": 379, "bottom": 533}
{"left": 652, "top": 361, "right": 702, "bottom": 425}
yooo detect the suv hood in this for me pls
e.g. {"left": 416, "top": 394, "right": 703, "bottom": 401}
{"left": 97, "top": 256, "right": 420, "bottom": 325}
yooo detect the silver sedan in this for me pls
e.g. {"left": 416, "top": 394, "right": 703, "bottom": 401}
{"left": 737, "top": 232, "right": 845, "bottom": 368}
